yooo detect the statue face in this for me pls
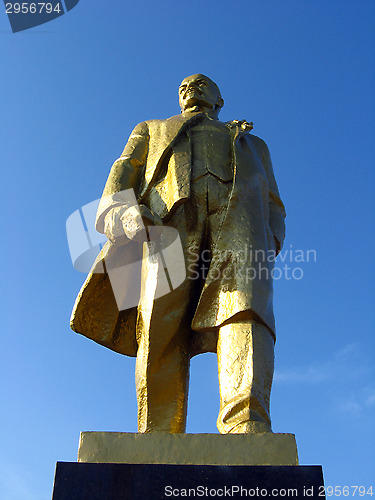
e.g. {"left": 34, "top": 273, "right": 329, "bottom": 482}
{"left": 179, "top": 74, "right": 223, "bottom": 112}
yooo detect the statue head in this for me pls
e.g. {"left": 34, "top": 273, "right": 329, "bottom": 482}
{"left": 179, "top": 74, "right": 224, "bottom": 116}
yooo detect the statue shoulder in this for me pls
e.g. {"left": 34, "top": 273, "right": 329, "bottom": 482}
{"left": 129, "top": 117, "right": 172, "bottom": 138}
{"left": 128, "top": 116, "right": 183, "bottom": 140}
{"left": 129, "top": 120, "right": 149, "bottom": 138}
{"left": 245, "top": 133, "right": 270, "bottom": 154}
{"left": 143, "top": 114, "right": 180, "bottom": 126}
{"left": 142, "top": 115, "right": 177, "bottom": 133}
{"left": 143, "top": 118, "right": 164, "bottom": 126}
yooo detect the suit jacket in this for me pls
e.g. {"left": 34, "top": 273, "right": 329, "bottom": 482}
{"left": 70, "top": 112, "right": 286, "bottom": 357}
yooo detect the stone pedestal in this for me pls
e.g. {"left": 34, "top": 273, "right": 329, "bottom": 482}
{"left": 52, "top": 432, "right": 325, "bottom": 499}
{"left": 78, "top": 431, "right": 299, "bottom": 466}
{"left": 52, "top": 462, "right": 325, "bottom": 499}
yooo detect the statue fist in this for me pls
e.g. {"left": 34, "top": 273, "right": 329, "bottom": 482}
{"left": 104, "top": 204, "right": 162, "bottom": 244}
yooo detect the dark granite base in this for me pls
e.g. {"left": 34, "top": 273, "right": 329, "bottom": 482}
{"left": 52, "top": 462, "right": 325, "bottom": 499}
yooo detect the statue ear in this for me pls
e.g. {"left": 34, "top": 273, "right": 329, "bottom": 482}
{"left": 216, "top": 96, "right": 224, "bottom": 109}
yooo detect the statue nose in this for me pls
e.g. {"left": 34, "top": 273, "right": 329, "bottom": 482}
{"left": 185, "top": 84, "right": 200, "bottom": 95}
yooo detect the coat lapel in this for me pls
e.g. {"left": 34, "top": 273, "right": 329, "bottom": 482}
{"left": 139, "top": 112, "right": 203, "bottom": 201}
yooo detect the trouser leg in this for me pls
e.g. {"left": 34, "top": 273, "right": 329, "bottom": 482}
{"left": 135, "top": 279, "right": 192, "bottom": 433}
{"left": 216, "top": 318, "right": 275, "bottom": 434}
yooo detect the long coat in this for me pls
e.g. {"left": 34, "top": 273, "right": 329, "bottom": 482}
{"left": 70, "top": 111, "right": 286, "bottom": 357}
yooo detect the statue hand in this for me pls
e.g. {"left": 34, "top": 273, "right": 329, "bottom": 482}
{"left": 103, "top": 205, "right": 130, "bottom": 244}
{"left": 122, "top": 205, "right": 162, "bottom": 243}
{"left": 103, "top": 205, "right": 145, "bottom": 243}
{"left": 104, "top": 204, "right": 162, "bottom": 244}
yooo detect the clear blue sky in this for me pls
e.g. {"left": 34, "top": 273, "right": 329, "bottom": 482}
{"left": 1, "top": 1, "right": 374, "bottom": 498}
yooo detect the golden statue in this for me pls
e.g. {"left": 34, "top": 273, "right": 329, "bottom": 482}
{"left": 71, "top": 74, "right": 286, "bottom": 435}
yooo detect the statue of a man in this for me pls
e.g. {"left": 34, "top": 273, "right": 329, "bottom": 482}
{"left": 71, "top": 74, "right": 286, "bottom": 434}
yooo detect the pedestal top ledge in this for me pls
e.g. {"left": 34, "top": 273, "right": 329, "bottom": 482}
{"left": 78, "top": 432, "right": 298, "bottom": 466}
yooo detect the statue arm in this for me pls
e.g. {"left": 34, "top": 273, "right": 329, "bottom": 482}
{"left": 95, "top": 121, "right": 149, "bottom": 234}
{"left": 258, "top": 138, "right": 286, "bottom": 254}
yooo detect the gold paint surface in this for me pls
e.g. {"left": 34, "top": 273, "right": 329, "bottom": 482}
{"left": 71, "top": 74, "right": 286, "bottom": 435}
{"left": 78, "top": 432, "right": 299, "bottom": 466}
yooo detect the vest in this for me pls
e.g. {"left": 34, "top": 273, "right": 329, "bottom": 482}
{"left": 188, "top": 116, "right": 233, "bottom": 183}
